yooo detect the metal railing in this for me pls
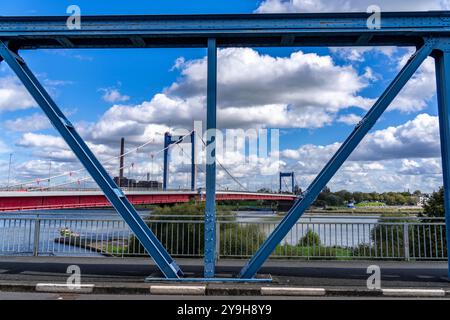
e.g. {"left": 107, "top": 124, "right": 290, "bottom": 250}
{"left": 0, "top": 214, "right": 446, "bottom": 260}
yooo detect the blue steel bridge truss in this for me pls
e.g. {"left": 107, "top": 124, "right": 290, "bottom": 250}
{"left": 0, "top": 12, "right": 450, "bottom": 281}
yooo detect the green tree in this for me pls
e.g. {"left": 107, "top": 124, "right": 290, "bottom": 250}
{"left": 422, "top": 187, "right": 444, "bottom": 217}
{"left": 298, "top": 229, "right": 321, "bottom": 247}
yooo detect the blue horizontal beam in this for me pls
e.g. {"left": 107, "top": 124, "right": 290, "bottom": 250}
{"left": 1, "top": 12, "right": 450, "bottom": 49}
{"left": 145, "top": 277, "right": 272, "bottom": 283}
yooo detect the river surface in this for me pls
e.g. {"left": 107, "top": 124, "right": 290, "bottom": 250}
{"left": 0, "top": 209, "right": 381, "bottom": 256}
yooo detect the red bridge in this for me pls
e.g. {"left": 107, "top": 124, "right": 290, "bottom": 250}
{"left": 0, "top": 190, "right": 297, "bottom": 212}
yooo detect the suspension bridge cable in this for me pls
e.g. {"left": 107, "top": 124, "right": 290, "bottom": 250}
{"left": 3, "top": 131, "right": 194, "bottom": 189}
{"left": 194, "top": 132, "right": 248, "bottom": 192}
{"left": 173, "top": 142, "right": 228, "bottom": 190}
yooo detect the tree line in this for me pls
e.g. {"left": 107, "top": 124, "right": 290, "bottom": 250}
{"left": 313, "top": 187, "right": 423, "bottom": 207}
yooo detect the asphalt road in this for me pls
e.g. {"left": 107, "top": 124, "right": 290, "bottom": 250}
{"left": 0, "top": 256, "right": 448, "bottom": 289}
{"left": 0, "top": 292, "right": 449, "bottom": 300}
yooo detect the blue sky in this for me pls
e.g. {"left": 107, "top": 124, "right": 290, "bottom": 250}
{"left": 0, "top": 0, "right": 446, "bottom": 193}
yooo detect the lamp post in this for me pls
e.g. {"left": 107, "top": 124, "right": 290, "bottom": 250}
{"left": 6, "top": 153, "right": 12, "bottom": 190}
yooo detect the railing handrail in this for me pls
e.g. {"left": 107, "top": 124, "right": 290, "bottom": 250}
{"left": 0, "top": 213, "right": 446, "bottom": 261}
{"left": 0, "top": 213, "right": 444, "bottom": 220}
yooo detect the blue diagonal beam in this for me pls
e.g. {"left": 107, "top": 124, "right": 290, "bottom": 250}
{"left": 239, "top": 39, "right": 435, "bottom": 279}
{"left": 0, "top": 41, "right": 182, "bottom": 279}
{"left": 434, "top": 46, "right": 450, "bottom": 280}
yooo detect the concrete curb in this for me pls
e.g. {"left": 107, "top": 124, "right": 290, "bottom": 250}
{"left": 382, "top": 288, "right": 446, "bottom": 297}
{"left": 262, "top": 287, "right": 326, "bottom": 296}
{"left": 36, "top": 283, "right": 94, "bottom": 294}
{"left": 93, "top": 283, "right": 152, "bottom": 295}
{"left": 0, "top": 282, "right": 448, "bottom": 297}
{"left": 150, "top": 285, "right": 205, "bottom": 295}
{"left": 324, "top": 288, "right": 382, "bottom": 297}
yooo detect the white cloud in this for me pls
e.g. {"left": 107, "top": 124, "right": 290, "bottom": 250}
{"left": 355, "top": 113, "right": 440, "bottom": 160}
{"left": 168, "top": 48, "right": 371, "bottom": 128}
{"left": 3, "top": 113, "right": 51, "bottom": 132}
{"left": 17, "top": 133, "right": 67, "bottom": 150}
{"left": 69, "top": 47, "right": 372, "bottom": 150}
{"left": 16, "top": 133, "right": 75, "bottom": 162}
{"left": 6, "top": 113, "right": 445, "bottom": 192}
{"left": 280, "top": 113, "right": 443, "bottom": 191}
{"left": 255, "top": 0, "right": 449, "bottom": 13}
{"left": 389, "top": 56, "right": 436, "bottom": 113}
{"left": 1, "top": 45, "right": 443, "bottom": 192}
{"left": 0, "top": 139, "right": 11, "bottom": 154}
{"left": 337, "top": 113, "right": 362, "bottom": 125}
{"left": 284, "top": 113, "right": 440, "bottom": 163}
{"left": 100, "top": 88, "right": 130, "bottom": 103}
{"left": 330, "top": 47, "right": 397, "bottom": 63}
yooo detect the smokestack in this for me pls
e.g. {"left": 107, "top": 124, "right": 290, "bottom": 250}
{"left": 119, "top": 137, "right": 125, "bottom": 186}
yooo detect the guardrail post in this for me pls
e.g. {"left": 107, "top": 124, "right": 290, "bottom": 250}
{"left": 216, "top": 220, "right": 220, "bottom": 261}
{"left": 33, "top": 218, "right": 41, "bottom": 256}
{"left": 403, "top": 223, "right": 410, "bottom": 261}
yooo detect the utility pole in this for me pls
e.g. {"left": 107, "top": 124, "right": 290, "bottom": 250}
{"left": 48, "top": 160, "right": 52, "bottom": 189}
{"left": 150, "top": 154, "right": 154, "bottom": 182}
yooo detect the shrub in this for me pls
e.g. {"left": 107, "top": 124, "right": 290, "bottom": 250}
{"left": 220, "top": 223, "right": 265, "bottom": 257}
{"left": 298, "top": 229, "right": 321, "bottom": 247}
{"left": 128, "top": 202, "right": 266, "bottom": 257}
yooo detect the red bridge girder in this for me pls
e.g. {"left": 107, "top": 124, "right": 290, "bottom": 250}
{"left": 0, "top": 191, "right": 296, "bottom": 212}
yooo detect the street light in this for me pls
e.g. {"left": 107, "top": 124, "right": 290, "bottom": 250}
{"left": 7, "top": 153, "right": 12, "bottom": 190}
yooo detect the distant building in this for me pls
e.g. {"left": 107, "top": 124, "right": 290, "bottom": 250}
{"left": 113, "top": 176, "right": 162, "bottom": 190}
{"left": 417, "top": 194, "right": 430, "bottom": 207}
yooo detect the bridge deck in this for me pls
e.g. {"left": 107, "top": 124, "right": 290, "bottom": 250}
{"left": 0, "top": 191, "right": 296, "bottom": 212}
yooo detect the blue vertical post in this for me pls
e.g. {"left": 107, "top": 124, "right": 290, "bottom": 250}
{"left": 191, "top": 130, "right": 196, "bottom": 191}
{"left": 204, "top": 38, "right": 217, "bottom": 278}
{"left": 279, "top": 173, "right": 282, "bottom": 193}
{"left": 163, "top": 132, "right": 170, "bottom": 191}
{"left": 291, "top": 172, "right": 295, "bottom": 194}
{"left": 434, "top": 48, "right": 450, "bottom": 279}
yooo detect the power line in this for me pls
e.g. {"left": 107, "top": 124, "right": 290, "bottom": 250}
{"left": 194, "top": 132, "right": 248, "bottom": 192}
{"left": 3, "top": 131, "right": 194, "bottom": 190}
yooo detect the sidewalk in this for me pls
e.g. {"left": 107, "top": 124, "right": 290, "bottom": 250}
{"left": 0, "top": 256, "right": 448, "bottom": 297}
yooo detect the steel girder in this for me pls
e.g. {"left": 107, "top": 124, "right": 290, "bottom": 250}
{"left": 2, "top": 12, "right": 450, "bottom": 49}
